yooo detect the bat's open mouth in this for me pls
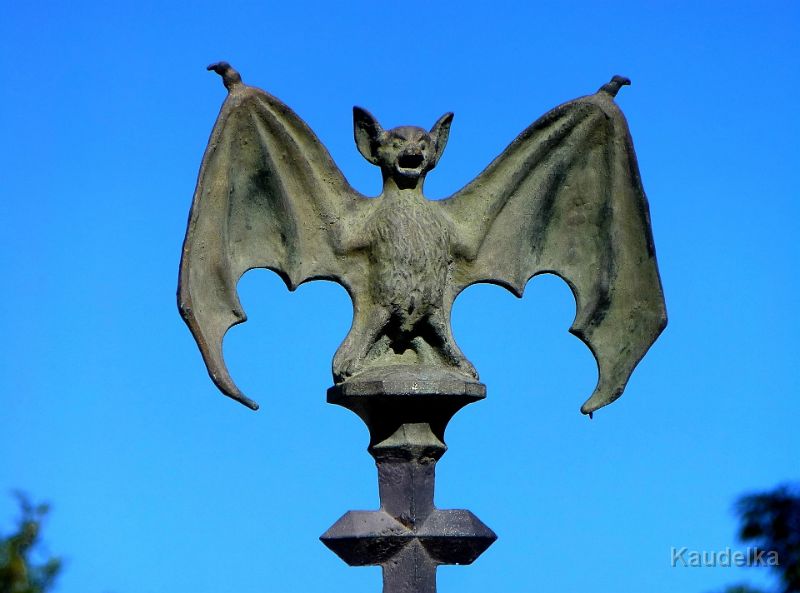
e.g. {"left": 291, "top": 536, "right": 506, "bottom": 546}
{"left": 398, "top": 153, "right": 424, "bottom": 170}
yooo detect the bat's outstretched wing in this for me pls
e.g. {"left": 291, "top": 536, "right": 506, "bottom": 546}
{"left": 438, "top": 77, "right": 667, "bottom": 415}
{"left": 179, "top": 63, "right": 368, "bottom": 410}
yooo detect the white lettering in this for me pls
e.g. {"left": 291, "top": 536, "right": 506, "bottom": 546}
{"left": 733, "top": 551, "right": 746, "bottom": 567}
{"left": 767, "top": 551, "right": 779, "bottom": 567}
{"left": 719, "top": 548, "right": 731, "bottom": 567}
{"left": 669, "top": 546, "right": 779, "bottom": 568}
{"left": 671, "top": 547, "right": 688, "bottom": 567}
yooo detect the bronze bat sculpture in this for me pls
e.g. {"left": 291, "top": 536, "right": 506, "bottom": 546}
{"left": 179, "top": 62, "right": 667, "bottom": 416}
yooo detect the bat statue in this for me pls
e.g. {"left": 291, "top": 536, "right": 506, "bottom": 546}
{"left": 179, "top": 62, "right": 667, "bottom": 417}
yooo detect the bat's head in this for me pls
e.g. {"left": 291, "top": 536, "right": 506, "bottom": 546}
{"left": 353, "top": 107, "right": 453, "bottom": 186}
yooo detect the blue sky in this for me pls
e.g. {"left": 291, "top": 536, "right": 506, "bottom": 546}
{"left": 1, "top": 1, "right": 798, "bottom": 592}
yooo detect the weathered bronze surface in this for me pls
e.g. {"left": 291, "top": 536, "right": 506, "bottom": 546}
{"left": 179, "top": 63, "right": 665, "bottom": 416}
{"left": 321, "top": 367, "right": 496, "bottom": 593}
{"left": 178, "top": 62, "right": 667, "bottom": 593}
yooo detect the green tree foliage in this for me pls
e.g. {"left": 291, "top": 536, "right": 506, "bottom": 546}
{"left": 0, "top": 493, "right": 61, "bottom": 593}
{"left": 736, "top": 484, "right": 800, "bottom": 593}
{"left": 716, "top": 484, "right": 800, "bottom": 593}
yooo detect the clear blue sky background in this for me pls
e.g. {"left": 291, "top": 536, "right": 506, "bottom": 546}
{"left": 1, "top": 2, "right": 798, "bottom": 592}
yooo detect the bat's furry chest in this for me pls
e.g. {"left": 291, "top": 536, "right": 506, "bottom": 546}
{"left": 368, "top": 199, "right": 451, "bottom": 320}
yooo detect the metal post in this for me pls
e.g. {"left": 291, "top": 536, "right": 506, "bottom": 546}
{"left": 321, "top": 368, "right": 497, "bottom": 593}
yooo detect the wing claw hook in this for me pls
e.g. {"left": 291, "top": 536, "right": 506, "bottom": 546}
{"left": 598, "top": 75, "right": 631, "bottom": 98}
{"left": 207, "top": 61, "right": 243, "bottom": 92}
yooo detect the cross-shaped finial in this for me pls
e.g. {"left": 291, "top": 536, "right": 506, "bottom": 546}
{"left": 321, "top": 369, "right": 496, "bottom": 593}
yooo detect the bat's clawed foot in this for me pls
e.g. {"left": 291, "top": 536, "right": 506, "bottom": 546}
{"left": 332, "top": 355, "right": 355, "bottom": 384}
{"left": 453, "top": 356, "right": 479, "bottom": 380}
{"left": 332, "top": 344, "right": 366, "bottom": 383}
{"left": 440, "top": 342, "right": 479, "bottom": 380}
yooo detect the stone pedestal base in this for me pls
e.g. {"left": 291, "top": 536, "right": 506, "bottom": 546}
{"left": 321, "top": 366, "right": 496, "bottom": 593}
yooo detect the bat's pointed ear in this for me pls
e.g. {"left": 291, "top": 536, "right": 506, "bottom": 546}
{"left": 353, "top": 107, "right": 384, "bottom": 165}
{"left": 429, "top": 112, "right": 454, "bottom": 166}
